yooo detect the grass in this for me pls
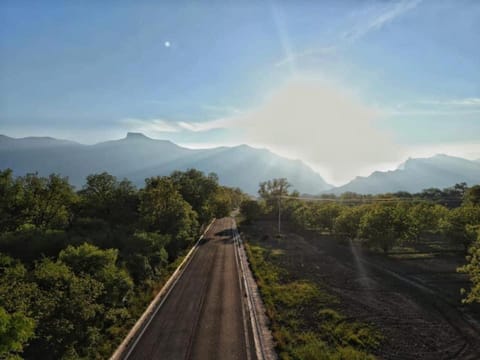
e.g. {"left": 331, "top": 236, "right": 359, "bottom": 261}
{"left": 245, "top": 243, "right": 381, "bottom": 360}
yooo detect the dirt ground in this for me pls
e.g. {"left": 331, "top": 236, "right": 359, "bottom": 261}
{"left": 241, "top": 220, "right": 480, "bottom": 360}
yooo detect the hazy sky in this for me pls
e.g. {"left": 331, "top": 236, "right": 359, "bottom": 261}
{"left": 1, "top": 0, "right": 479, "bottom": 185}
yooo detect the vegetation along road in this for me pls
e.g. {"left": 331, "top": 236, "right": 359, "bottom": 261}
{"left": 125, "top": 217, "right": 256, "bottom": 360}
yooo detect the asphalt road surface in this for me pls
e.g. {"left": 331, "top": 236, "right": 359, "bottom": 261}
{"left": 127, "top": 217, "right": 255, "bottom": 360}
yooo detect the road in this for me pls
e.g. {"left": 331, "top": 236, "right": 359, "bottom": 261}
{"left": 126, "top": 217, "right": 255, "bottom": 360}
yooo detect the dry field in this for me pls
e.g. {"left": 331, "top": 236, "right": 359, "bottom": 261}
{"left": 241, "top": 220, "right": 480, "bottom": 359}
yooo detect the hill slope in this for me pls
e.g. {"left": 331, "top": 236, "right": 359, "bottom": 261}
{"left": 0, "top": 133, "right": 331, "bottom": 194}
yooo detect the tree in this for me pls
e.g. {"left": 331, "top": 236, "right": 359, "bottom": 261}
{"left": 0, "top": 169, "right": 25, "bottom": 232}
{"left": 140, "top": 176, "right": 199, "bottom": 258}
{"left": 258, "top": 178, "right": 291, "bottom": 201}
{"left": 358, "top": 205, "right": 399, "bottom": 253}
{"left": 27, "top": 259, "right": 104, "bottom": 359}
{"left": 170, "top": 169, "right": 219, "bottom": 223}
{"left": 59, "top": 243, "right": 133, "bottom": 307}
{"left": 0, "top": 255, "right": 37, "bottom": 314}
{"left": 0, "top": 306, "right": 35, "bottom": 360}
{"left": 240, "top": 200, "right": 264, "bottom": 224}
{"left": 120, "top": 232, "right": 169, "bottom": 283}
{"left": 20, "top": 173, "right": 77, "bottom": 230}
{"left": 404, "top": 203, "right": 448, "bottom": 242}
{"left": 465, "top": 185, "right": 480, "bottom": 207}
{"left": 291, "top": 203, "right": 310, "bottom": 229}
{"left": 0, "top": 256, "right": 36, "bottom": 359}
{"left": 458, "top": 228, "right": 480, "bottom": 304}
{"left": 79, "top": 173, "right": 138, "bottom": 227}
{"left": 0, "top": 228, "right": 69, "bottom": 265}
{"left": 1, "top": 172, "right": 77, "bottom": 231}
{"left": 333, "top": 206, "right": 368, "bottom": 241}
{"left": 258, "top": 178, "right": 291, "bottom": 218}
{"left": 312, "top": 203, "right": 344, "bottom": 233}
{"left": 209, "top": 187, "right": 233, "bottom": 218}
{"left": 441, "top": 205, "right": 480, "bottom": 251}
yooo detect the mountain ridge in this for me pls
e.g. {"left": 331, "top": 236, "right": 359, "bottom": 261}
{"left": 0, "top": 133, "right": 332, "bottom": 194}
{"left": 2, "top": 133, "right": 479, "bottom": 195}
{"left": 326, "top": 153, "right": 480, "bottom": 195}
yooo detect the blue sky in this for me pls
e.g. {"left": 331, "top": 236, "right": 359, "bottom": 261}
{"left": 1, "top": 0, "right": 479, "bottom": 184}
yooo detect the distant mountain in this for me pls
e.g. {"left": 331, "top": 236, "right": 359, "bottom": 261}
{"left": 327, "top": 154, "right": 480, "bottom": 195}
{"left": 0, "top": 133, "right": 332, "bottom": 195}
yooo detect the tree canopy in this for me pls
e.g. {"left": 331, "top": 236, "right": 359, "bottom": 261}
{"left": 0, "top": 168, "right": 243, "bottom": 358}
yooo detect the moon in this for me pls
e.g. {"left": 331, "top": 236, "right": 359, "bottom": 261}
{"left": 164, "top": 41, "right": 171, "bottom": 48}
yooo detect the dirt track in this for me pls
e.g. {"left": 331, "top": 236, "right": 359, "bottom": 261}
{"left": 127, "top": 218, "right": 255, "bottom": 360}
{"left": 242, "top": 220, "right": 480, "bottom": 360}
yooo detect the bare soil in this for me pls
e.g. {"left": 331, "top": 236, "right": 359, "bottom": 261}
{"left": 241, "top": 220, "right": 480, "bottom": 360}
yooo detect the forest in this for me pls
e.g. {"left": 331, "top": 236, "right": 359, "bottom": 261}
{"left": 0, "top": 168, "right": 245, "bottom": 359}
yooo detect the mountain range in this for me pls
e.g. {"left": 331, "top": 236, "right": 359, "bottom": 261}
{"left": 0, "top": 133, "right": 331, "bottom": 194}
{"left": 326, "top": 154, "right": 480, "bottom": 195}
{"left": 1, "top": 133, "right": 479, "bottom": 195}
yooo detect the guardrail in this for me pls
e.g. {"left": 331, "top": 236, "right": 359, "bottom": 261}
{"left": 110, "top": 219, "right": 216, "bottom": 360}
{"left": 233, "top": 224, "right": 269, "bottom": 360}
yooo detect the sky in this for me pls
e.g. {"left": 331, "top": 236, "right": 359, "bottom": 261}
{"left": 0, "top": 0, "right": 479, "bottom": 185}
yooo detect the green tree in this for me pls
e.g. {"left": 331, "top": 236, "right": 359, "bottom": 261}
{"left": 121, "top": 232, "right": 169, "bottom": 283}
{"left": 27, "top": 259, "right": 104, "bottom": 359}
{"left": 20, "top": 173, "right": 77, "bottom": 230}
{"left": 312, "top": 203, "right": 344, "bottom": 233}
{"left": 359, "top": 205, "right": 399, "bottom": 253}
{"left": 258, "top": 178, "right": 291, "bottom": 200}
{"left": 458, "top": 228, "right": 480, "bottom": 304}
{"left": 0, "top": 229, "right": 69, "bottom": 264}
{"left": 0, "top": 306, "right": 35, "bottom": 360}
{"left": 140, "top": 176, "right": 198, "bottom": 258}
{"left": 79, "top": 173, "right": 138, "bottom": 227}
{"left": 441, "top": 205, "right": 480, "bottom": 251}
{"left": 464, "top": 185, "right": 480, "bottom": 207}
{"left": 404, "top": 203, "right": 448, "bottom": 242}
{"left": 209, "top": 187, "right": 233, "bottom": 218}
{"left": 170, "top": 169, "right": 219, "bottom": 223}
{"left": 0, "top": 169, "right": 25, "bottom": 232}
{"left": 0, "top": 255, "right": 36, "bottom": 359}
{"left": 258, "top": 178, "right": 291, "bottom": 216}
{"left": 59, "top": 243, "right": 133, "bottom": 307}
{"left": 291, "top": 203, "right": 311, "bottom": 229}
{"left": 240, "top": 200, "right": 264, "bottom": 224}
{"left": 333, "top": 206, "right": 368, "bottom": 241}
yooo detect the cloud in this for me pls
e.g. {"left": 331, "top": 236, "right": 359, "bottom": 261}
{"left": 416, "top": 98, "right": 480, "bottom": 106}
{"left": 176, "top": 118, "right": 235, "bottom": 132}
{"left": 385, "top": 97, "right": 480, "bottom": 116}
{"left": 274, "top": 0, "right": 420, "bottom": 72}
{"left": 121, "top": 118, "right": 182, "bottom": 133}
{"left": 201, "top": 104, "right": 242, "bottom": 115}
{"left": 274, "top": 47, "right": 335, "bottom": 68}
{"left": 121, "top": 117, "right": 236, "bottom": 135}
{"left": 343, "top": 0, "right": 422, "bottom": 41}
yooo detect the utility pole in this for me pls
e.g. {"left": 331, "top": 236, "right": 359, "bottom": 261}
{"left": 278, "top": 195, "right": 281, "bottom": 234}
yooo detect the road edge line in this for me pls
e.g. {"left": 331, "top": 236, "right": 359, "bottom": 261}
{"left": 110, "top": 218, "right": 216, "bottom": 360}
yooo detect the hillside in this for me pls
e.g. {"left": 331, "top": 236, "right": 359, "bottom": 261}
{"left": 0, "top": 133, "right": 332, "bottom": 194}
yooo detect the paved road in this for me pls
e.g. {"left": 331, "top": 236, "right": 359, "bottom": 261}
{"left": 127, "top": 217, "right": 254, "bottom": 360}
